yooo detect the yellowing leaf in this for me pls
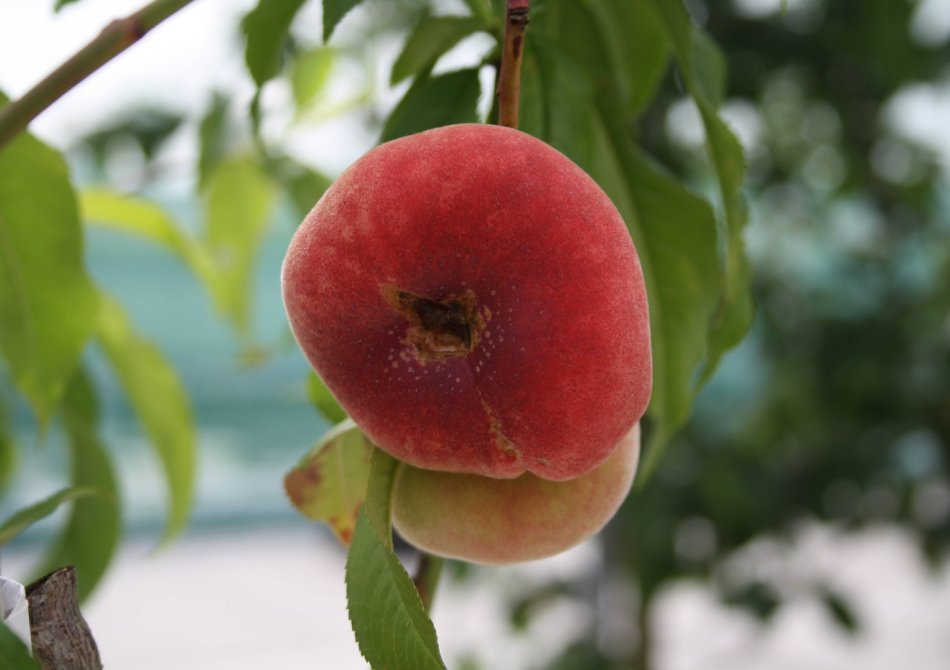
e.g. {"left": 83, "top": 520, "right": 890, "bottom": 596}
{"left": 80, "top": 189, "right": 218, "bottom": 291}
{"left": 285, "top": 419, "right": 373, "bottom": 545}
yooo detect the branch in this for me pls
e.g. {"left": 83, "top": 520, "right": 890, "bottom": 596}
{"left": 496, "top": 0, "right": 530, "bottom": 129}
{"left": 0, "top": 0, "right": 197, "bottom": 151}
{"left": 27, "top": 567, "right": 102, "bottom": 670}
{"left": 412, "top": 551, "right": 444, "bottom": 613}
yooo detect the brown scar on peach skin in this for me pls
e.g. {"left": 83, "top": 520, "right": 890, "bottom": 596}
{"left": 380, "top": 284, "right": 489, "bottom": 363}
{"left": 480, "top": 398, "right": 523, "bottom": 465}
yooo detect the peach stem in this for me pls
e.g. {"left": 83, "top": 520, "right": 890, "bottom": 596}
{"left": 497, "top": 0, "right": 531, "bottom": 129}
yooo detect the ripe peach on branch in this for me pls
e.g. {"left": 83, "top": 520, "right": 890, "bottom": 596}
{"left": 282, "top": 123, "right": 652, "bottom": 491}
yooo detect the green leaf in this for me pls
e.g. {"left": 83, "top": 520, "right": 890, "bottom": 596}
{"left": 40, "top": 369, "right": 120, "bottom": 601}
{"left": 821, "top": 588, "right": 860, "bottom": 634}
{"left": 54, "top": 0, "right": 81, "bottom": 10}
{"left": 0, "top": 399, "right": 16, "bottom": 492}
{"left": 203, "top": 157, "right": 277, "bottom": 334}
{"left": 345, "top": 449, "right": 447, "bottom": 670}
{"left": 522, "top": 37, "right": 597, "bottom": 167}
{"left": 517, "top": 34, "right": 729, "bottom": 477}
{"left": 461, "top": 0, "right": 494, "bottom": 25}
{"left": 307, "top": 373, "right": 347, "bottom": 424}
{"left": 696, "top": 108, "right": 753, "bottom": 382}
{"left": 197, "top": 92, "right": 231, "bottom": 189}
{"left": 391, "top": 16, "right": 486, "bottom": 85}
{"left": 95, "top": 294, "right": 194, "bottom": 542}
{"left": 285, "top": 166, "right": 332, "bottom": 218}
{"left": 690, "top": 29, "right": 727, "bottom": 109}
{"left": 80, "top": 189, "right": 218, "bottom": 291}
{"left": 262, "top": 155, "right": 333, "bottom": 219}
{"left": 381, "top": 69, "right": 481, "bottom": 143}
{"left": 323, "top": 0, "right": 363, "bottom": 42}
{"left": 0, "top": 486, "right": 98, "bottom": 546}
{"left": 649, "top": 0, "right": 753, "bottom": 380}
{"left": 291, "top": 48, "right": 335, "bottom": 110}
{"left": 0, "top": 126, "right": 98, "bottom": 427}
{"left": 284, "top": 419, "right": 370, "bottom": 544}
{"left": 587, "top": 1, "right": 671, "bottom": 116}
{"left": 0, "top": 623, "right": 38, "bottom": 670}
{"left": 588, "top": 112, "right": 721, "bottom": 481}
{"left": 242, "top": 0, "right": 309, "bottom": 88}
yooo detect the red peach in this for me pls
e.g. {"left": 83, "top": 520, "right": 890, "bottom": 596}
{"left": 282, "top": 124, "right": 651, "bottom": 480}
{"left": 392, "top": 424, "right": 640, "bottom": 564}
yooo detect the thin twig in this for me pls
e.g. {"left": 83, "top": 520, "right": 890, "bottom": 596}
{"left": 0, "top": 0, "right": 197, "bottom": 151}
{"left": 497, "top": 0, "right": 530, "bottom": 129}
{"left": 412, "top": 552, "right": 444, "bottom": 613}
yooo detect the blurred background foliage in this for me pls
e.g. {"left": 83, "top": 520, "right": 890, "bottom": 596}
{"left": 558, "top": 1, "right": 950, "bottom": 668}
{"left": 1, "top": 0, "right": 949, "bottom": 667}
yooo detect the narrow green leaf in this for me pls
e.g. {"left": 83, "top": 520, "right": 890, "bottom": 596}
{"left": 589, "top": 112, "right": 721, "bottom": 481}
{"left": 203, "top": 157, "right": 277, "bottom": 334}
{"left": 821, "top": 588, "right": 860, "bottom": 634}
{"left": 95, "top": 294, "right": 194, "bottom": 542}
{"left": 198, "top": 92, "right": 231, "bottom": 189}
{"left": 40, "top": 369, "right": 120, "bottom": 601}
{"left": 690, "top": 29, "right": 727, "bottom": 109}
{"left": 461, "top": 0, "right": 494, "bottom": 25}
{"left": 291, "top": 48, "right": 335, "bottom": 110}
{"left": 307, "top": 373, "right": 347, "bottom": 424}
{"left": 391, "top": 16, "right": 485, "bottom": 85}
{"left": 381, "top": 69, "right": 481, "bottom": 143}
{"left": 286, "top": 167, "right": 332, "bottom": 218}
{"left": 517, "top": 43, "right": 546, "bottom": 137}
{"left": 263, "top": 155, "right": 333, "bottom": 218}
{"left": 0, "top": 487, "right": 97, "bottom": 546}
{"left": 323, "top": 0, "right": 363, "bottom": 42}
{"left": 541, "top": 0, "right": 611, "bottom": 86}
{"left": 79, "top": 189, "right": 218, "bottom": 291}
{"left": 587, "top": 1, "right": 671, "bottom": 116}
{"left": 649, "top": 0, "right": 753, "bottom": 380}
{"left": 284, "top": 419, "right": 370, "bottom": 544}
{"left": 54, "top": 0, "right": 81, "bottom": 10}
{"left": 0, "top": 126, "right": 98, "bottom": 427}
{"left": 523, "top": 37, "right": 597, "bottom": 167}
{"left": 517, "top": 35, "right": 729, "bottom": 477}
{"left": 345, "top": 449, "right": 447, "bottom": 669}
{"left": 696, "top": 108, "right": 753, "bottom": 381}
{"left": 0, "top": 623, "right": 38, "bottom": 670}
{"left": 0, "top": 399, "right": 16, "bottom": 492}
{"left": 242, "top": 0, "right": 309, "bottom": 88}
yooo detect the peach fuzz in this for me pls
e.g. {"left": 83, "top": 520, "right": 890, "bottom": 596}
{"left": 282, "top": 124, "right": 651, "bottom": 481}
{"left": 392, "top": 424, "right": 640, "bottom": 564}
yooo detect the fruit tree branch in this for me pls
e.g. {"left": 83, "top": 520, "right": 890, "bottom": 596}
{"left": 497, "top": 0, "right": 530, "bottom": 129}
{"left": 0, "top": 0, "right": 197, "bottom": 151}
{"left": 412, "top": 552, "right": 444, "bottom": 613}
{"left": 27, "top": 567, "right": 102, "bottom": 670}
